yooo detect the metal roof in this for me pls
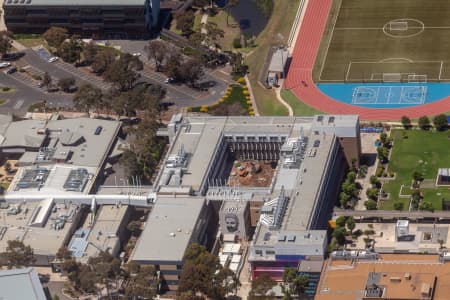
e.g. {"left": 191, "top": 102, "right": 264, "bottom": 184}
{"left": 0, "top": 268, "right": 46, "bottom": 300}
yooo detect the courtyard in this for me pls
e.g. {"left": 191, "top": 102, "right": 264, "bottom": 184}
{"left": 381, "top": 129, "right": 450, "bottom": 210}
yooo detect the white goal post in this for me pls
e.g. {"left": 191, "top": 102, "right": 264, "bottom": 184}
{"left": 390, "top": 21, "right": 408, "bottom": 31}
{"left": 407, "top": 74, "right": 427, "bottom": 83}
{"left": 383, "top": 73, "right": 401, "bottom": 82}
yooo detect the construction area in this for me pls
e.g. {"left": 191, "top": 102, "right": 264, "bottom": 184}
{"left": 227, "top": 160, "right": 276, "bottom": 187}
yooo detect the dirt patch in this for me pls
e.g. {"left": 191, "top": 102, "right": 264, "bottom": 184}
{"left": 228, "top": 160, "right": 276, "bottom": 187}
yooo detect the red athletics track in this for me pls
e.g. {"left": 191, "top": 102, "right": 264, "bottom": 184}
{"left": 284, "top": 0, "right": 450, "bottom": 121}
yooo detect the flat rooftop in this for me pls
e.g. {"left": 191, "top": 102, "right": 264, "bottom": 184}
{"left": 8, "top": 165, "right": 97, "bottom": 195}
{"left": 316, "top": 254, "right": 450, "bottom": 300}
{"left": 46, "top": 118, "right": 120, "bottom": 168}
{"left": 0, "top": 267, "right": 46, "bottom": 300}
{"left": 132, "top": 196, "right": 205, "bottom": 263}
{"left": 347, "top": 223, "right": 450, "bottom": 254}
{"left": 0, "top": 201, "right": 80, "bottom": 256}
{"left": 159, "top": 116, "right": 316, "bottom": 191}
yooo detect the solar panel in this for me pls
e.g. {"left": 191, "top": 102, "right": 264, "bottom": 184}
{"left": 263, "top": 232, "right": 271, "bottom": 241}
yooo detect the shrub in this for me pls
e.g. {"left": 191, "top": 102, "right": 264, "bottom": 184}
{"left": 199, "top": 105, "right": 208, "bottom": 113}
{"left": 1, "top": 87, "right": 10, "bottom": 92}
{"left": 375, "top": 166, "right": 384, "bottom": 177}
{"left": 233, "top": 37, "right": 242, "bottom": 49}
{"left": 237, "top": 77, "right": 246, "bottom": 84}
{"left": 32, "top": 74, "right": 42, "bottom": 80}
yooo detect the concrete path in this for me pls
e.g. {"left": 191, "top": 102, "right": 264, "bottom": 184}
{"left": 200, "top": 13, "right": 208, "bottom": 34}
{"left": 275, "top": 84, "right": 293, "bottom": 116}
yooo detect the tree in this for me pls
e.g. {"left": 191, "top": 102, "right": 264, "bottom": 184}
{"left": 419, "top": 201, "right": 434, "bottom": 212}
{"left": 283, "top": 268, "right": 309, "bottom": 297}
{"left": 346, "top": 217, "right": 356, "bottom": 234}
{"left": 364, "top": 199, "right": 378, "bottom": 210}
{"left": 226, "top": 0, "right": 239, "bottom": 26}
{"left": 127, "top": 220, "right": 141, "bottom": 236}
{"left": 249, "top": 274, "right": 276, "bottom": 298}
{"left": 104, "top": 53, "right": 143, "bottom": 91}
{"left": 0, "top": 31, "right": 12, "bottom": 58}
{"left": 366, "top": 188, "right": 378, "bottom": 201}
{"left": 433, "top": 113, "right": 448, "bottom": 131}
{"left": 144, "top": 39, "right": 167, "bottom": 72}
{"left": 230, "top": 51, "right": 248, "bottom": 76}
{"left": 177, "top": 58, "right": 204, "bottom": 87}
{"left": 176, "top": 11, "right": 195, "bottom": 36}
{"left": 57, "top": 77, "right": 75, "bottom": 92}
{"left": 43, "top": 27, "right": 69, "bottom": 48}
{"left": 82, "top": 42, "right": 98, "bottom": 65}
{"left": 88, "top": 251, "right": 122, "bottom": 298}
{"left": 401, "top": 116, "right": 411, "bottom": 129}
{"left": 42, "top": 72, "right": 52, "bottom": 87}
{"left": 377, "top": 146, "right": 389, "bottom": 163}
{"left": 178, "top": 243, "right": 239, "bottom": 300}
{"left": 73, "top": 83, "right": 103, "bottom": 113}
{"left": 125, "top": 265, "right": 158, "bottom": 299}
{"left": 413, "top": 171, "right": 424, "bottom": 183}
{"left": 335, "top": 216, "right": 347, "bottom": 228}
{"left": 56, "top": 247, "right": 72, "bottom": 260}
{"left": 333, "top": 227, "right": 347, "bottom": 245}
{"left": 393, "top": 202, "right": 404, "bottom": 211}
{"left": 203, "top": 22, "right": 225, "bottom": 48}
{"left": 370, "top": 175, "right": 381, "bottom": 188}
{"left": 58, "top": 36, "right": 83, "bottom": 63}
{"left": 418, "top": 115, "right": 431, "bottom": 130}
{"left": 2, "top": 240, "right": 36, "bottom": 269}
{"left": 164, "top": 48, "right": 182, "bottom": 79}
{"left": 91, "top": 48, "right": 117, "bottom": 74}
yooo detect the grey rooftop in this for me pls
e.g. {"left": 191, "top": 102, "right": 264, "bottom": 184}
{"left": 132, "top": 196, "right": 205, "bottom": 263}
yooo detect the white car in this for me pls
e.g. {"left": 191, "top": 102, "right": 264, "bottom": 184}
{"left": 48, "top": 57, "right": 59, "bottom": 63}
{"left": 164, "top": 77, "right": 175, "bottom": 84}
{"left": 0, "top": 62, "right": 11, "bottom": 68}
{"left": 132, "top": 52, "right": 141, "bottom": 57}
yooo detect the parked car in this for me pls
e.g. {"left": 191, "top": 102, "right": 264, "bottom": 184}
{"left": 0, "top": 62, "right": 11, "bottom": 68}
{"left": 48, "top": 57, "right": 59, "bottom": 63}
{"left": 132, "top": 52, "right": 142, "bottom": 57}
{"left": 164, "top": 77, "right": 175, "bottom": 84}
{"left": 5, "top": 67, "right": 17, "bottom": 74}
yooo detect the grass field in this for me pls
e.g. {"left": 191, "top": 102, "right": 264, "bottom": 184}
{"left": 381, "top": 129, "right": 450, "bottom": 210}
{"left": 245, "top": 0, "right": 299, "bottom": 115}
{"left": 314, "top": 0, "right": 450, "bottom": 83}
{"left": 281, "top": 89, "right": 322, "bottom": 116}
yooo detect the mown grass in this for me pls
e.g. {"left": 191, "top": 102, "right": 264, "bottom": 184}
{"left": 245, "top": 0, "right": 300, "bottom": 115}
{"left": 381, "top": 129, "right": 450, "bottom": 210}
{"left": 281, "top": 89, "right": 322, "bottom": 116}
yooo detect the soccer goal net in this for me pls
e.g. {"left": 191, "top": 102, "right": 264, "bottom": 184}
{"left": 407, "top": 74, "right": 427, "bottom": 83}
{"left": 390, "top": 21, "right": 408, "bottom": 31}
{"left": 383, "top": 73, "right": 402, "bottom": 82}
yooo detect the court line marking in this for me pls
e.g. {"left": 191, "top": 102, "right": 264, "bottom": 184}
{"left": 318, "top": 0, "right": 343, "bottom": 81}
{"left": 335, "top": 26, "right": 450, "bottom": 30}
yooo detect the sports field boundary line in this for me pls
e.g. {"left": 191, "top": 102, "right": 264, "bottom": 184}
{"left": 335, "top": 26, "right": 450, "bottom": 30}
{"left": 317, "top": 0, "right": 343, "bottom": 82}
{"left": 344, "top": 60, "right": 443, "bottom": 82}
